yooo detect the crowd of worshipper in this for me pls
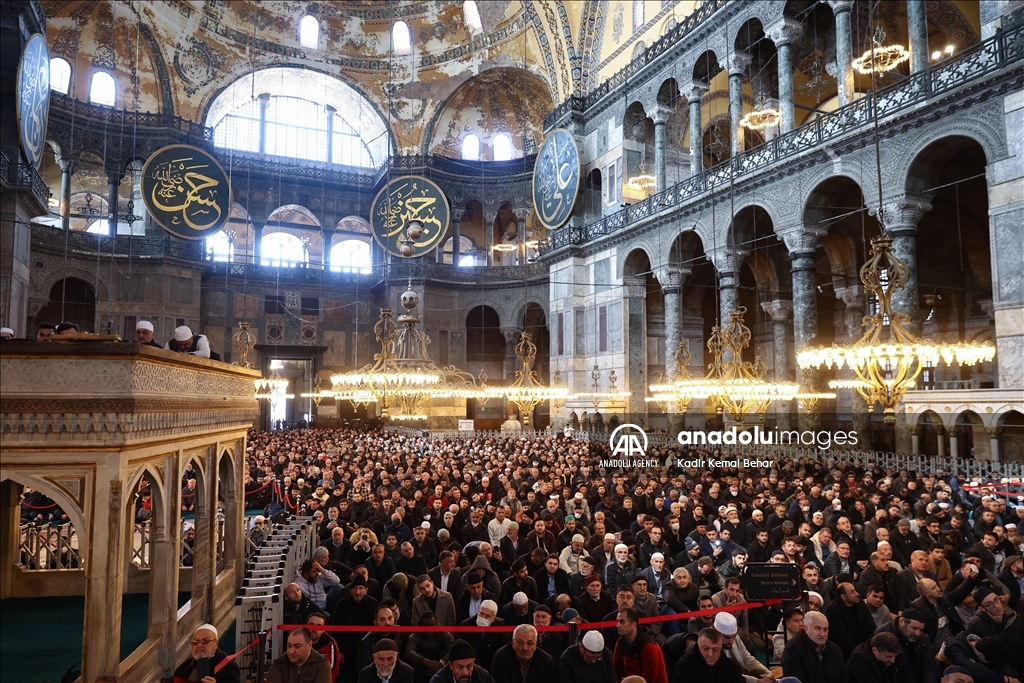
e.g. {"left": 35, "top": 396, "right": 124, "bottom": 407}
{"left": 141, "top": 428, "right": 1024, "bottom": 682}
{"left": 0, "top": 319, "right": 219, "bottom": 359}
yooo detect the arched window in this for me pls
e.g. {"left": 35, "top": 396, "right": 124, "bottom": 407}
{"left": 330, "top": 240, "right": 371, "bottom": 273}
{"left": 299, "top": 15, "right": 319, "bottom": 48}
{"left": 206, "top": 231, "right": 233, "bottom": 262}
{"left": 493, "top": 134, "right": 513, "bottom": 161}
{"left": 207, "top": 68, "right": 388, "bottom": 168}
{"left": 461, "top": 134, "right": 480, "bottom": 160}
{"left": 463, "top": 1, "right": 483, "bottom": 36}
{"left": 633, "top": 1, "right": 645, "bottom": 30}
{"left": 393, "top": 21, "right": 412, "bottom": 55}
{"left": 260, "top": 232, "right": 306, "bottom": 267}
{"left": 89, "top": 71, "right": 115, "bottom": 106}
{"left": 50, "top": 57, "right": 71, "bottom": 94}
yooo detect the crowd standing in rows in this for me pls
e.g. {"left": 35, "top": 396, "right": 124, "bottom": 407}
{"left": 156, "top": 428, "right": 1024, "bottom": 682}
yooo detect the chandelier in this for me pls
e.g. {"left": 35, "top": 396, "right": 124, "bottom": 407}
{"left": 672, "top": 307, "right": 799, "bottom": 423}
{"left": 300, "top": 373, "right": 334, "bottom": 407}
{"left": 852, "top": 26, "right": 910, "bottom": 75}
{"left": 493, "top": 242, "right": 518, "bottom": 253}
{"left": 793, "top": 367, "right": 836, "bottom": 413}
{"left": 330, "top": 283, "right": 488, "bottom": 419}
{"left": 797, "top": 235, "right": 995, "bottom": 424}
{"left": 255, "top": 369, "right": 294, "bottom": 401}
{"left": 485, "top": 331, "right": 568, "bottom": 426}
{"left": 573, "top": 365, "right": 632, "bottom": 408}
{"left": 646, "top": 343, "right": 694, "bottom": 412}
{"left": 627, "top": 160, "right": 656, "bottom": 192}
{"left": 740, "top": 97, "right": 781, "bottom": 132}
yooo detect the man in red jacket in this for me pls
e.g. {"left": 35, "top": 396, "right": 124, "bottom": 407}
{"left": 612, "top": 607, "right": 668, "bottom": 683}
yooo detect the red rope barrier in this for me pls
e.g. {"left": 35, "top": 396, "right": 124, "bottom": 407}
{"left": 21, "top": 500, "right": 58, "bottom": 510}
{"left": 245, "top": 479, "right": 272, "bottom": 496}
{"left": 275, "top": 599, "right": 783, "bottom": 633}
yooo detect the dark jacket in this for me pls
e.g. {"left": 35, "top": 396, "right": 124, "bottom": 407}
{"left": 823, "top": 552, "right": 856, "bottom": 580}
{"left": 843, "top": 641, "right": 913, "bottom": 683}
{"left": 858, "top": 565, "right": 899, "bottom": 610}
{"left": 966, "top": 606, "right": 1024, "bottom": 677}
{"left": 457, "top": 616, "right": 511, "bottom": 670}
{"left": 940, "top": 631, "right": 1006, "bottom": 683}
{"left": 357, "top": 660, "right": 415, "bottom": 683}
{"left": 533, "top": 566, "right": 571, "bottom": 603}
{"left": 824, "top": 598, "right": 877, "bottom": 660}
{"left": 909, "top": 571, "right": 979, "bottom": 642}
{"left": 662, "top": 580, "right": 700, "bottom": 614}
{"left": 559, "top": 644, "right": 617, "bottom": 683}
{"left": 265, "top": 650, "right": 332, "bottom": 683}
{"left": 889, "top": 530, "right": 920, "bottom": 568}
{"left": 893, "top": 567, "right": 937, "bottom": 612}
{"left": 996, "top": 567, "right": 1022, "bottom": 609}
{"left": 781, "top": 631, "right": 846, "bottom": 683}
{"left": 875, "top": 618, "right": 940, "bottom": 683}
{"left": 671, "top": 647, "right": 743, "bottom": 683}
{"left": 173, "top": 649, "right": 242, "bottom": 683}
{"left": 456, "top": 588, "right": 498, "bottom": 623}
{"left": 491, "top": 642, "right": 558, "bottom": 683}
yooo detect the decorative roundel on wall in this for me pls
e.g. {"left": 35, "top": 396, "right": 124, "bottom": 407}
{"left": 370, "top": 175, "right": 450, "bottom": 258}
{"left": 16, "top": 34, "right": 51, "bottom": 170}
{"left": 532, "top": 128, "right": 581, "bottom": 231}
{"left": 140, "top": 144, "right": 232, "bottom": 239}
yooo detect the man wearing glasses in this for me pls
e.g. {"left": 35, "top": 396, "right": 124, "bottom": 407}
{"left": 173, "top": 623, "right": 241, "bottom": 682}
{"left": 966, "top": 585, "right": 1024, "bottom": 679}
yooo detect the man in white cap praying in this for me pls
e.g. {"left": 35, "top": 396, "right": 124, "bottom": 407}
{"left": 714, "top": 611, "right": 775, "bottom": 683}
{"left": 173, "top": 623, "right": 241, "bottom": 682}
{"left": 134, "top": 320, "right": 161, "bottom": 348}
{"left": 560, "top": 629, "right": 615, "bottom": 680}
{"left": 165, "top": 325, "right": 211, "bottom": 358}
{"left": 0, "top": 327, "right": 14, "bottom": 339}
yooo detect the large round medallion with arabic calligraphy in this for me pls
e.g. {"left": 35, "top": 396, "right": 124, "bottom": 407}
{"left": 141, "top": 144, "right": 232, "bottom": 240}
{"left": 370, "top": 175, "right": 450, "bottom": 259}
{"left": 532, "top": 129, "right": 580, "bottom": 231}
{"left": 16, "top": 34, "right": 51, "bottom": 170}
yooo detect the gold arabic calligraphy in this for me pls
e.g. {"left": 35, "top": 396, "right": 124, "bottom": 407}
{"left": 377, "top": 181, "right": 444, "bottom": 248}
{"left": 150, "top": 157, "right": 224, "bottom": 231}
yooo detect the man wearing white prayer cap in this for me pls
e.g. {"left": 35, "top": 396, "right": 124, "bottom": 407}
{"left": 134, "top": 320, "right": 161, "bottom": 347}
{"left": 0, "top": 327, "right": 14, "bottom": 339}
{"left": 561, "top": 629, "right": 615, "bottom": 678}
{"left": 164, "top": 325, "right": 212, "bottom": 359}
{"left": 173, "top": 622, "right": 242, "bottom": 682}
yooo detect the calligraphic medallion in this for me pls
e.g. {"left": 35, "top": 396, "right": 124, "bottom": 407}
{"left": 532, "top": 129, "right": 580, "bottom": 231}
{"left": 370, "top": 175, "right": 450, "bottom": 259}
{"left": 16, "top": 34, "right": 51, "bottom": 170}
{"left": 141, "top": 144, "right": 232, "bottom": 239}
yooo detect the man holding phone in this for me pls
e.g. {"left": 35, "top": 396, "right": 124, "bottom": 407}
{"left": 172, "top": 624, "right": 241, "bottom": 683}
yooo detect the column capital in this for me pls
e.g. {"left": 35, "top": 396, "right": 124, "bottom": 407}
{"left": 650, "top": 103, "right": 675, "bottom": 125}
{"left": 708, "top": 249, "right": 747, "bottom": 276}
{"left": 512, "top": 207, "right": 531, "bottom": 221}
{"left": 835, "top": 285, "right": 865, "bottom": 309}
{"left": 780, "top": 226, "right": 826, "bottom": 255}
{"left": 721, "top": 51, "right": 752, "bottom": 76}
{"left": 450, "top": 209, "right": 465, "bottom": 222}
{"left": 827, "top": 0, "right": 855, "bottom": 14}
{"left": 874, "top": 194, "right": 933, "bottom": 233}
{"left": 622, "top": 275, "right": 646, "bottom": 299}
{"left": 654, "top": 266, "right": 691, "bottom": 291}
{"left": 683, "top": 81, "right": 709, "bottom": 102}
{"left": 500, "top": 328, "right": 521, "bottom": 345}
{"left": 761, "top": 299, "right": 794, "bottom": 322}
{"left": 766, "top": 17, "right": 804, "bottom": 47}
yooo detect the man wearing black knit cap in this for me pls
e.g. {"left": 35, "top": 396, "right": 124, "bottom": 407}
{"left": 940, "top": 665, "right": 974, "bottom": 683}
{"left": 873, "top": 607, "right": 938, "bottom": 683}
{"left": 430, "top": 639, "right": 494, "bottom": 683}
{"left": 358, "top": 637, "right": 414, "bottom": 683}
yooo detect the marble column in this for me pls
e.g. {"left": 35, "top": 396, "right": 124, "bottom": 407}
{"left": 252, "top": 222, "right": 264, "bottom": 264}
{"left": 762, "top": 300, "right": 794, "bottom": 430}
{"left": 322, "top": 229, "right": 334, "bottom": 268}
{"left": 828, "top": 0, "right": 856, "bottom": 106}
{"left": 724, "top": 52, "right": 752, "bottom": 157}
{"left": 907, "top": 0, "right": 930, "bottom": 76}
{"left": 651, "top": 104, "right": 674, "bottom": 192}
{"left": 989, "top": 428, "right": 1000, "bottom": 462}
{"left": 791, "top": 249, "right": 820, "bottom": 432}
{"left": 837, "top": 286, "right": 871, "bottom": 440}
{"left": 936, "top": 425, "right": 947, "bottom": 456}
{"left": 880, "top": 195, "right": 932, "bottom": 336}
{"left": 515, "top": 209, "right": 529, "bottom": 265}
{"left": 767, "top": 19, "right": 803, "bottom": 133}
{"left": 623, "top": 275, "right": 648, "bottom": 420}
{"left": 950, "top": 431, "right": 959, "bottom": 459}
{"left": 659, "top": 267, "right": 686, "bottom": 436}
{"left": 501, "top": 328, "right": 520, "bottom": 382}
{"left": 59, "top": 160, "right": 73, "bottom": 232}
{"left": 718, "top": 270, "right": 738, "bottom": 325}
{"left": 106, "top": 173, "right": 120, "bottom": 235}
{"left": 451, "top": 211, "right": 462, "bottom": 265}
{"left": 484, "top": 210, "right": 497, "bottom": 267}
{"left": 911, "top": 427, "right": 921, "bottom": 455}
{"left": 685, "top": 82, "right": 708, "bottom": 176}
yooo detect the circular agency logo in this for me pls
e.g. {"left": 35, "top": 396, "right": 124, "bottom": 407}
{"left": 599, "top": 424, "right": 659, "bottom": 469}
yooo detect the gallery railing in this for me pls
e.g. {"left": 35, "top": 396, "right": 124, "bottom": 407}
{"left": 541, "top": 23, "right": 1024, "bottom": 253}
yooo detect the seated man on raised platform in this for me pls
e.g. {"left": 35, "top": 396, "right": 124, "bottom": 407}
{"left": 165, "top": 325, "right": 212, "bottom": 359}
{"left": 174, "top": 623, "right": 241, "bottom": 683}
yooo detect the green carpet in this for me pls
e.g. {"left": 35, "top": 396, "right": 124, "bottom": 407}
{"left": 0, "top": 593, "right": 190, "bottom": 683}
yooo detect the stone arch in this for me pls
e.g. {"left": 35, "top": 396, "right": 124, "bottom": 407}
{"left": 515, "top": 299, "right": 550, "bottom": 329}
{"left": 36, "top": 267, "right": 110, "bottom": 309}
{"left": 955, "top": 409, "right": 992, "bottom": 460}
{"left": 461, "top": 296, "right": 513, "bottom": 329}
{"left": 692, "top": 49, "right": 722, "bottom": 84}
{"left": 667, "top": 229, "right": 708, "bottom": 269}
{"left": 619, "top": 244, "right": 657, "bottom": 279}
{"left": 0, "top": 471, "right": 89, "bottom": 563}
{"left": 893, "top": 123, "right": 1005, "bottom": 194}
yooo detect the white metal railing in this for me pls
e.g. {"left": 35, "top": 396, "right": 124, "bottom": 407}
{"left": 18, "top": 522, "right": 80, "bottom": 570}
{"left": 130, "top": 516, "right": 227, "bottom": 570}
